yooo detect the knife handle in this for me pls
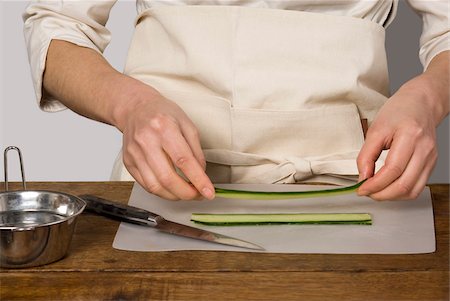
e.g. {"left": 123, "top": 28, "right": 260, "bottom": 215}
{"left": 80, "top": 194, "right": 160, "bottom": 227}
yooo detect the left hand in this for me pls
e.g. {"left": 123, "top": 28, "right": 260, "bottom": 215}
{"left": 357, "top": 51, "right": 449, "bottom": 200}
{"left": 356, "top": 77, "right": 439, "bottom": 201}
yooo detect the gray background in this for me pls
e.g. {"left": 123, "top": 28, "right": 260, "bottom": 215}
{"left": 0, "top": 1, "right": 449, "bottom": 183}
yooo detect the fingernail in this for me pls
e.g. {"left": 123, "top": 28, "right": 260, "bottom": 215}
{"left": 359, "top": 169, "right": 369, "bottom": 182}
{"left": 202, "top": 187, "right": 214, "bottom": 200}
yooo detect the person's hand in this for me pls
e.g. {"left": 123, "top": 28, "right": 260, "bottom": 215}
{"left": 114, "top": 82, "right": 215, "bottom": 201}
{"left": 356, "top": 76, "right": 443, "bottom": 201}
{"left": 43, "top": 40, "right": 214, "bottom": 201}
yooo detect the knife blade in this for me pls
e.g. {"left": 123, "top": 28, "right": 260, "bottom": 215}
{"left": 80, "top": 194, "right": 264, "bottom": 251}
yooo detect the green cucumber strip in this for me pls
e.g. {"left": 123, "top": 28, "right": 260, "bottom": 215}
{"left": 214, "top": 180, "right": 366, "bottom": 200}
{"left": 191, "top": 213, "right": 372, "bottom": 226}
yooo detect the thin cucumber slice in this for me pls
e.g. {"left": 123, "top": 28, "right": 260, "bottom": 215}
{"left": 191, "top": 213, "right": 372, "bottom": 226}
{"left": 214, "top": 180, "right": 366, "bottom": 200}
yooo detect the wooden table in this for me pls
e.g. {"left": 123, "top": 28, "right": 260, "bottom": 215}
{"left": 1, "top": 182, "right": 448, "bottom": 301}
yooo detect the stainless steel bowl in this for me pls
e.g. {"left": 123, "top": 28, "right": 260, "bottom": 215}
{"left": 0, "top": 147, "right": 86, "bottom": 268}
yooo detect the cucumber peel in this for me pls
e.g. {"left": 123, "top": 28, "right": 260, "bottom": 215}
{"left": 214, "top": 180, "right": 366, "bottom": 200}
{"left": 191, "top": 213, "right": 372, "bottom": 226}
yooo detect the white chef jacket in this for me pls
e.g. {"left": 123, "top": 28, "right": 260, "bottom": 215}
{"left": 23, "top": 0, "right": 449, "bottom": 112}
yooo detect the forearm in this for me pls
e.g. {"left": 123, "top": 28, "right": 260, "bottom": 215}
{"left": 398, "top": 51, "right": 449, "bottom": 126}
{"left": 43, "top": 39, "right": 157, "bottom": 130}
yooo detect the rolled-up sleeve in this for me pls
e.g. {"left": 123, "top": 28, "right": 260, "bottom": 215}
{"left": 407, "top": 0, "right": 450, "bottom": 70}
{"left": 23, "top": 0, "right": 117, "bottom": 112}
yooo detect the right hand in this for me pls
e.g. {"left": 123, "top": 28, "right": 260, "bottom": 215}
{"left": 42, "top": 40, "right": 214, "bottom": 201}
{"left": 114, "top": 81, "right": 215, "bottom": 201}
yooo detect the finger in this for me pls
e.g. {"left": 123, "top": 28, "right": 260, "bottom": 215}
{"left": 180, "top": 120, "right": 207, "bottom": 170}
{"left": 160, "top": 126, "right": 215, "bottom": 200}
{"left": 358, "top": 132, "right": 415, "bottom": 196}
{"left": 127, "top": 122, "right": 202, "bottom": 200}
{"left": 409, "top": 159, "right": 435, "bottom": 198}
{"left": 369, "top": 151, "right": 426, "bottom": 200}
{"left": 357, "top": 131, "right": 384, "bottom": 182}
{"left": 136, "top": 164, "right": 180, "bottom": 201}
{"left": 125, "top": 153, "right": 179, "bottom": 201}
{"left": 369, "top": 146, "right": 437, "bottom": 201}
{"left": 143, "top": 172, "right": 205, "bottom": 201}
{"left": 146, "top": 146, "right": 205, "bottom": 200}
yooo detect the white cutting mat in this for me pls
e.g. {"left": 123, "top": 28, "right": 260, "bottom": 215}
{"left": 113, "top": 183, "right": 435, "bottom": 254}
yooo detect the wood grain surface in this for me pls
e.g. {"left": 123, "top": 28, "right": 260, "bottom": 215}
{"left": 1, "top": 182, "right": 448, "bottom": 301}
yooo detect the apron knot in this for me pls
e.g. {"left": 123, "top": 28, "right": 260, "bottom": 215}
{"left": 284, "top": 156, "right": 314, "bottom": 182}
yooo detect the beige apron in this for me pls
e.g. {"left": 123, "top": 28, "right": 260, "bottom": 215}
{"left": 111, "top": 5, "right": 389, "bottom": 186}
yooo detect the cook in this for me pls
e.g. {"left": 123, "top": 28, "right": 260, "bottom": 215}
{"left": 23, "top": 1, "right": 449, "bottom": 201}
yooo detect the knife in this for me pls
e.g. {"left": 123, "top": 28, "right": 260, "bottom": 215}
{"left": 80, "top": 194, "right": 264, "bottom": 251}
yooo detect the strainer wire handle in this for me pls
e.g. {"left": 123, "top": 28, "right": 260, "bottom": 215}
{"left": 4, "top": 146, "right": 27, "bottom": 191}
